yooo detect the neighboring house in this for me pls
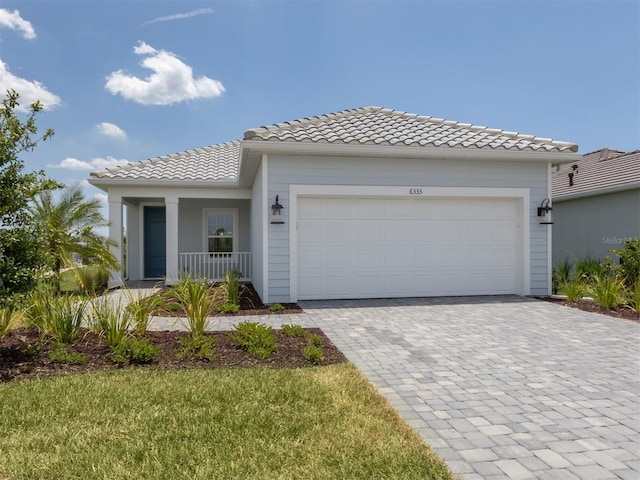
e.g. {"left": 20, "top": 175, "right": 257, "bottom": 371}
{"left": 89, "top": 106, "right": 579, "bottom": 303}
{"left": 551, "top": 148, "right": 640, "bottom": 265}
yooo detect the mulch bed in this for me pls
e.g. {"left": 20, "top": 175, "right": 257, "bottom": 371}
{"left": 537, "top": 297, "right": 640, "bottom": 323}
{"left": 0, "top": 327, "right": 348, "bottom": 384}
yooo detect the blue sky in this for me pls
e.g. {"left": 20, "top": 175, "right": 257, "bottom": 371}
{"left": 1, "top": 0, "right": 638, "bottom": 206}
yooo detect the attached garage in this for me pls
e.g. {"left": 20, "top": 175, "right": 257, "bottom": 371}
{"left": 292, "top": 187, "right": 528, "bottom": 300}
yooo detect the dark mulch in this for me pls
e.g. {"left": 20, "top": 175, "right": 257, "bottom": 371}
{"left": 0, "top": 327, "right": 348, "bottom": 384}
{"left": 537, "top": 297, "right": 640, "bottom": 323}
{"left": 154, "top": 283, "right": 303, "bottom": 317}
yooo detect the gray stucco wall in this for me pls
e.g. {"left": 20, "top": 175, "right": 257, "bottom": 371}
{"left": 267, "top": 154, "right": 551, "bottom": 303}
{"left": 552, "top": 188, "right": 640, "bottom": 265}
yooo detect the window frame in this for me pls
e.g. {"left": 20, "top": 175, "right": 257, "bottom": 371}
{"left": 202, "top": 208, "right": 238, "bottom": 258}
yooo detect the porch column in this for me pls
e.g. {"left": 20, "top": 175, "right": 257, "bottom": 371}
{"left": 108, "top": 197, "right": 123, "bottom": 288}
{"left": 165, "top": 196, "right": 179, "bottom": 285}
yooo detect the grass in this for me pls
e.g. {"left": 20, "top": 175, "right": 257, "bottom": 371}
{"left": 0, "top": 365, "right": 454, "bottom": 480}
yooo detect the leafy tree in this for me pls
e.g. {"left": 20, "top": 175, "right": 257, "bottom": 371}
{"left": 0, "top": 89, "right": 60, "bottom": 297}
{"left": 29, "top": 185, "right": 119, "bottom": 290}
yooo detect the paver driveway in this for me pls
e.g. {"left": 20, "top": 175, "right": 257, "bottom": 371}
{"left": 300, "top": 296, "right": 640, "bottom": 480}
{"left": 152, "top": 295, "right": 639, "bottom": 479}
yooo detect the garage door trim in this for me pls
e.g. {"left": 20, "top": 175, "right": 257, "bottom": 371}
{"left": 289, "top": 185, "right": 531, "bottom": 302}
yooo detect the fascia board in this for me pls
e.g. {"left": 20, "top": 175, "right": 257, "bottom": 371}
{"left": 88, "top": 178, "right": 240, "bottom": 189}
{"left": 553, "top": 182, "right": 640, "bottom": 202}
{"left": 240, "top": 140, "right": 581, "bottom": 164}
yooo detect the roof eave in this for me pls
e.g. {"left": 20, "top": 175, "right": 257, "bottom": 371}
{"left": 240, "top": 140, "right": 581, "bottom": 163}
{"left": 88, "top": 178, "right": 240, "bottom": 190}
{"left": 553, "top": 181, "right": 640, "bottom": 201}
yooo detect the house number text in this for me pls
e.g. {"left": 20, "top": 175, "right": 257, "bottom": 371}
{"left": 409, "top": 188, "right": 423, "bottom": 195}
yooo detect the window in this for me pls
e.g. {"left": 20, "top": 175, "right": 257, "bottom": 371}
{"left": 205, "top": 210, "right": 236, "bottom": 255}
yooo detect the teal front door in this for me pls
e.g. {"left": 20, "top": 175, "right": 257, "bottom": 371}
{"left": 144, "top": 206, "right": 166, "bottom": 278}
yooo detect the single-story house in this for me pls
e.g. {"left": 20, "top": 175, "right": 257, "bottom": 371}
{"left": 89, "top": 106, "right": 579, "bottom": 304}
{"left": 552, "top": 148, "right": 640, "bottom": 265}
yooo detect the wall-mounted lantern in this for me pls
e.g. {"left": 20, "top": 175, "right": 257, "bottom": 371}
{"left": 270, "top": 195, "right": 284, "bottom": 224}
{"left": 537, "top": 198, "right": 553, "bottom": 225}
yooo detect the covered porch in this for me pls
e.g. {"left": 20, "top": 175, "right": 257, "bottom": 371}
{"left": 107, "top": 188, "right": 253, "bottom": 287}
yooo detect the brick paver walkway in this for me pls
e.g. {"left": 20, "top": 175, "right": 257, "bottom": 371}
{"left": 150, "top": 295, "right": 640, "bottom": 479}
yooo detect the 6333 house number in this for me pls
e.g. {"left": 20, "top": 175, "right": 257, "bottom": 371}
{"left": 409, "top": 188, "right": 423, "bottom": 195}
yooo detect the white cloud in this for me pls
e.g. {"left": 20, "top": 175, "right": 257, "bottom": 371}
{"left": 0, "top": 8, "right": 36, "bottom": 39}
{"left": 48, "top": 156, "right": 130, "bottom": 170}
{"left": 0, "top": 60, "right": 61, "bottom": 111}
{"left": 143, "top": 8, "right": 213, "bottom": 26}
{"left": 94, "top": 193, "right": 108, "bottom": 204}
{"left": 96, "top": 122, "right": 126, "bottom": 139}
{"left": 105, "top": 41, "right": 225, "bottom": 105}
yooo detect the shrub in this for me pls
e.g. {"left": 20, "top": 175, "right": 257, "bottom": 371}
{"left": 625, "top": 280, "right": 640, "bottom": 314}
{"left": 110, "top": 337, "right": 160, "bottom": 365}
{"left": 269, "top": 303, "right": 285, "bottom": 313}
{"left": 552, "top": 259, "right": 572, "bottom": 294}
{"left": 224, "top": 270, "right": 241, "bottom": 306}
{"left": 281, "top": 324, "right": 306, "bottom": 337}
{"left": 612, "top": 238, "right": 640, "bottom": 287}
{"left": 88, "top": 296, "right": 130, "bottom": 348}
{"left": 230, "top": 321, "right": 277, "bottom": 359}
{"left": 173, "top": 335, "right": 217, "bottom": 361}
{"left": 48, "top": 346, "right": 87, "bottom": 365}
{"left": 575, "top": 256, "right": 606, "bottom": 285}
{"left": 303, "top": 344, "right": 324, "bottom": 364}
{"left": 73, "top": 266, "right": 109, "bottom": 294}
{"left": 589, "top": 273, "right": 626, "bottom": 309}
{"left": 0, "top": 305, "right": 15, "bottom": 341}
{"left": 308, "top": 334, "right": 323, "bottom": 347}
{"left": 559, "top": 278, "right": 586, "bottom": 302}
{"left": 174, "top": 275, "right": 219, "bottom": 336}
{"left": 25, "top": 286, "right": 55, "bottom": 332}
{"left": 123, "top": 285, "right": 165, "bottom": 336}
{"left": 45, "top": 296, "right": 88, "bottom": 344}
{"left": 216, "top": 303, "right": 240, "bottom": 314}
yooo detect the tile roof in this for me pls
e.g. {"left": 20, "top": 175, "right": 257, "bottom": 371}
{"left": 91, "top": 141, "right": 240, "bottom": 182}
{"left": 552, "top": 148, "right": 640, "bottom": 198}
{"left": 90, "top": 106, "right": 578, "bottom": 184}
{"left": 244, "top": 106, "right": 578, "bottom": 153}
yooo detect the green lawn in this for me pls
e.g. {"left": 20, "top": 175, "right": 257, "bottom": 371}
{"left": 0, "top": 364, "right": 455, "bottom": 480}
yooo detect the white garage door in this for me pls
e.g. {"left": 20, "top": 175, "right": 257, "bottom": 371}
{"left": 297, "top": 196, "right": 520, "bottom": 300}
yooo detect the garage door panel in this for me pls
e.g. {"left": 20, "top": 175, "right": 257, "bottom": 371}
{"left": 297, "top": 196, "right": 520, "bottom": 300}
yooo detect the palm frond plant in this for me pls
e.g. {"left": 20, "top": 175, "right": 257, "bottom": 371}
{"left": 29, "top": 185, "right": 119, "bottom": 292}
{"left": 174, "top": 275, "right": 220, "bottom": 336}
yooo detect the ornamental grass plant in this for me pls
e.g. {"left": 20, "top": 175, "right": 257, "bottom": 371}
{"left": 174, "top": 275, "right": 220, "bottom": 336}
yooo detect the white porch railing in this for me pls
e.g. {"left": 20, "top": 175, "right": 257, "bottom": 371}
{"left": 178, "top": 252, "right": 252, "bottom": 282}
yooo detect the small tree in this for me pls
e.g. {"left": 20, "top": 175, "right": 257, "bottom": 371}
{"left": 0, "top": 89, "right": 60, "bottom": 299}
{"left": 29, "top": 185, "right": 119, "bottom": 291}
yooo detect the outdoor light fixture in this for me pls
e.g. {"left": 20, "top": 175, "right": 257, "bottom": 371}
{"left": 270, "top": 195, "right": 284, "bottom": 224}
{"left": 537, "top": 198, "right": 553, "bottom": 224}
